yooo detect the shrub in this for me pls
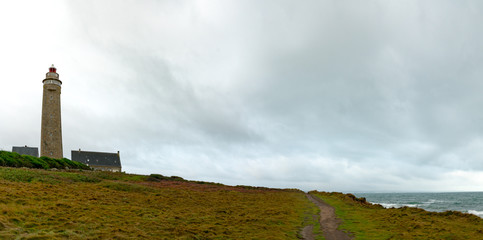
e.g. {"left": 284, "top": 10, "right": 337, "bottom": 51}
{"left": 0, "top": 151, "right": 89, "bottom": 170}
{"left": 147, "top": 174, "right": 185, "bottom": 182}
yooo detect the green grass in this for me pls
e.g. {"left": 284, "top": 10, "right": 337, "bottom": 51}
{"left": 310, "top": 191, "right": 483, "bottom": 240}
{"left": 0, "top": 167, "right": 319, "bottom": 239}
{"left": 5, "top": 158, "right": 481, "bottom": 239}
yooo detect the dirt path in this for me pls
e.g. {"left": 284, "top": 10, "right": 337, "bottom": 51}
{"left": 301, "top": 224, "right": 315, "bottom": 240}
{"left": 303, "top": 193, "right": 353, "bottom": 240}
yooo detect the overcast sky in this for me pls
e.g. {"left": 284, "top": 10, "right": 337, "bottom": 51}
{"left": 1, "top": 0, "right": 483, "bottom": 192}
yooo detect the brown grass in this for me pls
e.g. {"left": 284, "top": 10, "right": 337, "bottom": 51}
{"left": 0, "top": 167, "right": 315, "bottom": 239}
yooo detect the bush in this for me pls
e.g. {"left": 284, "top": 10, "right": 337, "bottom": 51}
{"left": 147, "top": 174, "right": 185, "bottom": 182}
{"left": 0, "top": 151, "right": 90, "bottom": 170}
{"left": 0, "top": 151, "right": 21, "bottom": 167}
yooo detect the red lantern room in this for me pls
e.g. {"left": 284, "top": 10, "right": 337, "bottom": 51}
{"left": 49, "top": 64, "right": 57, "bottom": 73}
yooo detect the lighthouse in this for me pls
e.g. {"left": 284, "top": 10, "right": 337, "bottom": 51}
{"left": 40, "top": 64, "right": 63, "bottom": 158}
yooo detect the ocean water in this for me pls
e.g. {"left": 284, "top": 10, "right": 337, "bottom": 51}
{"left": 353, "top": 192, "right": 483, "bottom": 218}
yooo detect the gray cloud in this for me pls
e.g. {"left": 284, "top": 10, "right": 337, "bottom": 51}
{"left": 1, "top": 0, "right": 483, "bottom": 192}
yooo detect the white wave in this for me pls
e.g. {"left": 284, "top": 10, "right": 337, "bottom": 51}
{"left": 376, "top": 203, "right": 418, "bottom": 208}
{"left": 378, "top": 203, "right": 400, "bottom": 208}
{"left": 468, "top": 210, "right": 483, "bottom": 217}
{"left": 423, "top": 199, "right": 440, "bottom": 204}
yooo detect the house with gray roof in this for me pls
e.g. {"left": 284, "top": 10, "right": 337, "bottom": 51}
{"left": 71, "top": 149, "right": 122, "bottom": 172}
{"left": 12, "top": 146, "right": 39, "bottom": 157}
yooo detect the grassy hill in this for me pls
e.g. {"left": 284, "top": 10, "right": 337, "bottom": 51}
{"left": 0, "top": 166, "right": 321, "bottom": 239}
{"left": 0, "top": 151, "right": 482, "bottom": 239}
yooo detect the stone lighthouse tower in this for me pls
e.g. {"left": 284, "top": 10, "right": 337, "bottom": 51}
{"left": 40, "top": 64, "right": 63, "bottom": 158}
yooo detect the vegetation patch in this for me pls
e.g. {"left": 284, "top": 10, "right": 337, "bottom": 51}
{"left": 52, "top": 172, "right": 101, "bottom": 183}
{"left": 310, "top": 191, "right": 483, "bottom": 240}
{"left": 101, "top": 181, "right": 153, "bottom": 193}
{"left": 89, "top": 171, "right": 146, "bottom": 181}
{"left": 0, "top": 168, "right": 60, "bottom": 184}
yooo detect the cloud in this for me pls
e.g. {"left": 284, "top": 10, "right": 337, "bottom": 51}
{"left": 1, "top": 0, "right": 483, "bottom": 192}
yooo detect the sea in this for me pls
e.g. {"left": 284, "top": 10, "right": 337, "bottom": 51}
{"left": 353, "top": 192, "right": 483, "bottom": 218}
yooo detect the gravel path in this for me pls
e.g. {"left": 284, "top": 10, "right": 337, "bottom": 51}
{"left": 303, "top": 193, "right": 353, "bottom": 240}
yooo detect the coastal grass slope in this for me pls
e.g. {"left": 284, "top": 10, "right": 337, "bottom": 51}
{"left": 1, "top": 152, "right": 481, "bottom": 239}
{"left": 0, "top": 167, "right": 320, "bottom": 239}
{"left": 310, "top": 191, "right": 483, "bottom": 240}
